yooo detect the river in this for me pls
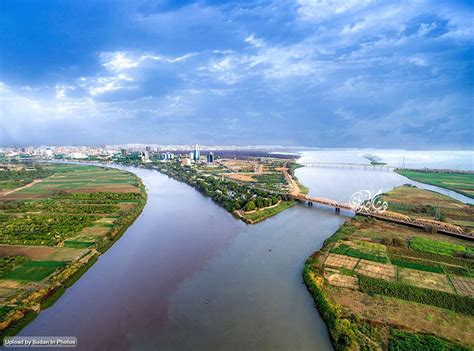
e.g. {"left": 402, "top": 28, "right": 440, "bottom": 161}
{"left": 19, "top": 150, "right": 472, "bottom": 350}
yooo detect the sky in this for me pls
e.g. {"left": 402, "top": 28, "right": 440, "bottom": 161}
{"left": 0, "top": 0, "right": 472, "bottom": 148}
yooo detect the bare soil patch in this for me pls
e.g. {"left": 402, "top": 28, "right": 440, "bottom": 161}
{"left": 398, "top": 268, "right": 454, "bottom": 293}
{"left": 324, "top": 253, "right": 359, "bottom": 270}
{"left": 0, "top": 245, "right": 55, "bottom": 260}
{"left": 225, "top": 173, "right": 256, "bottom": 182}
{"left": 450, "top": 276, "right": 474, "bottom": 297}
{"left": 355, "top": 259, "right": 396, "bottom": 281}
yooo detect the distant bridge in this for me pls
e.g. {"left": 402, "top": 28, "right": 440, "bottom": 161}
{"left": 300, "top": 162, "right": 395, "bottom": 171}
{"left": 291, "top": 193, "right": 473, "bottom": 241}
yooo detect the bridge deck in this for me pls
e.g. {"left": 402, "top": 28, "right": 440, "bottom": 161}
{"left": 291, "top": 194, "right": 473, "bottom": 241}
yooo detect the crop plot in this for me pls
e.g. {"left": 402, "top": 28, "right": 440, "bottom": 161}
{"left": 355, "top": 259, "right": 396, "bottom": 281}
{"left": 398, "top": 268, "right": 454, "bottom": 293}
{"left": 324, "top": 253, "right": 359, "bottom": 270}
{"left": 1, "top": 261, "right": 67, "bottom": 282}
{"left": 450, "top": 276, "right": 474, "bottom": 297}
{"left": 325, "top": 271, "right": 359, "bottom": 289}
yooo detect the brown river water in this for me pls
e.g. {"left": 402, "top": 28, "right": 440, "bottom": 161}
{"left": 19, "top": 153, "right": 471, "bottom": 350}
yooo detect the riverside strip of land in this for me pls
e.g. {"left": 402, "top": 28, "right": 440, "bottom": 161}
{"left": 304, "top": 184, "right": 474, "bottom": 350}
{"left": 395, "top": 169, "right": 474, "bottom": 199}
{"left": 129, "top": 156, "right": 305, "bottom": 224}
{"left": 0, "top": 163, "right": 146, "bottom": 339}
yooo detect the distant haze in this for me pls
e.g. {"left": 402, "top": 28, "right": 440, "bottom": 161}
{"left": 0, "top": 1, "right": 472, "bottom": 148}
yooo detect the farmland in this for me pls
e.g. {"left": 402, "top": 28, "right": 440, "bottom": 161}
{"left": 304, "top": 186, "right": 474, "bottom": 350}
{"left": 381, "top": 185, "right": 474, "bottom": 230}
{"left": 0, "top": 163, "right": 146, "bottom": 339}
{"left": 396, "top": 169, "right": 474, "bottom": 198}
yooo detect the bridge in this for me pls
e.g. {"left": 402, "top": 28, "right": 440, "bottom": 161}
{"left": 291, "top": 193, "right": 474, "bottom": 241}
{"left": 300, "top": 162, "right": 394, "bottom": 172}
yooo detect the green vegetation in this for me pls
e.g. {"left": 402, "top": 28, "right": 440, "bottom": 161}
{"left": 0, "top": 256, "right": 30, "bottom": 276}
{"left": 0, "top": 214, "right": 99, "bottom": 246}
{"left": 240, "top": 200, "right": 296, "bottom": 223}
{"left": 410, "top": 237, "right": 473, "bottom": 257}
{"left": 389, "top": 329, "right": 469, "bottom": 351}
{"left": 0, "top": 165, "right": 54, "bottom": 191}
{"left": 152, "top": 161, "right": 290, "bottom": 214}
{"left": 390, "top": 258, "right": 444, "bottom": 273}
{"left": 382, "top": 186, "right": 474, "bottom": 231}
{"left": 0, "top": 163, "right": 147, "bottom": 339}
{"left": 359, "top": 274, "right": 474, "bottom": 315}
{"left": 388, "top": 246, "right": 474, "bottom": 270}
{"left": 396, "top": 169, "right": 474, "bottom": 199}
{"left": 304, "top": 185, "right": 474, "bottom": 350}
{"left": 330, "top": 244, "right": 388, "bottom": 263}
{"left": 2, "top": 261, "right": 67, "bottom": 281}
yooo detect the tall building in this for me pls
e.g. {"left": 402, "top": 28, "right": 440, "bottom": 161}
{"left": 193, "top": 144, "right": 200, "bottom": 161}
{"left": 207, "top": 152, "right": 214, "bottom": 163}
{"left": 121, "top": 148, "right": 127, "bottom": 157}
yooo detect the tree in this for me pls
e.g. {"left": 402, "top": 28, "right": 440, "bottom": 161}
{"left": 245, "top": 201, "right": 256, "bottom": 212}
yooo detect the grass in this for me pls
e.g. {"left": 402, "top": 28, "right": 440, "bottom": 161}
{"left": 396, "top": 169, "right": 474, "bottom": 199}
{"left": 1, "top": 261, "right": 67, "bottom": 281}
{"left": 63, "top": 240, "right": 95, "bottom": 248}
{"left": 240, "top": 200, "right": 296, "bottom": 223}
{"left": 410, "top": 237, "right": 472, "bottom": 257}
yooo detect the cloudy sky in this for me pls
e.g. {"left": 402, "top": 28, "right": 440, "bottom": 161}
{"left": 0, "top": 0, "right": 472, "bottom": 148}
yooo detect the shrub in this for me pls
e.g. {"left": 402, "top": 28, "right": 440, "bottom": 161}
{"left": 390, "top": 258, "right": 444, "bottom": 274}
{"left": 389, "top": 329, "right": 468, "bottom": 351}
{"left": 359, "top": 275, "right": 474, "bottom": 315}
{"left": 331, "top": 244, "right": 388, "bottom": 263}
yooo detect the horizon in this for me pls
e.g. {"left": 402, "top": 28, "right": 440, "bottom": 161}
{"left": 1, "top": 0, "right": 473, "bottom": 148}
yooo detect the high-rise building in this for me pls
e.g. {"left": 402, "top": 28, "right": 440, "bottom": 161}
{"left": 207, "top": 152, "right": 214, "bottom": 163}
{"left": 121, "top": 148, "right": 127, "bottom": 157}
{"left": 193, "top": 144, "right": 200, "bottom": 161}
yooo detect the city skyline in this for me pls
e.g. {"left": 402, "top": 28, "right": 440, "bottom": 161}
{"left": 0, "top": 0, "right": 473, "bottom": 149}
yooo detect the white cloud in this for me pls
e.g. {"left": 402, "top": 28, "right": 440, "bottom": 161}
{"left": 100, "top": 51, "right": 197, "bottom": 72}
{"left": 297, "top": 0, "right": 373, "bottom": 22}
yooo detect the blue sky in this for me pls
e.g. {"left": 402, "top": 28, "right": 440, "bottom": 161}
{"left": 0, "top": 0, "right": 472, "bottom": 148}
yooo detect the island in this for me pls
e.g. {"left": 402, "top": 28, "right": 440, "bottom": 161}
{"left": 0, "top": 163, "right": 146, "bottom": 339}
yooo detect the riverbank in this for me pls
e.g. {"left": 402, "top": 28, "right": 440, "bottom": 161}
{"left": 0, "top": 164, "right": 147, "bottom": 340}
{"left": 132, "top": 160, "right": 301, "bottom": 224}
{"left": 234, "top": 200, "right": 297, "bottom": 224}
{"left": 303, "top": 186, "right": 474, "bottom": 350}
{"left": 395, "top": 169, "right": 474, "bottom": 199}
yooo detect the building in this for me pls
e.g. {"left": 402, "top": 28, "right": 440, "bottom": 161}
{"left": 145, "top": 146, "right": 151, "bottom": 153}
{"left": 141, "top": 151, "right": 149, "bottom": 163}
{"left": 207, "top": 152, "right": 214, "bottom": 163}
{"left": 193, "top": 144, "right": 200, "bottom": 162}
{"left": 121, "top": 148, "right": 127, "bottom": 157}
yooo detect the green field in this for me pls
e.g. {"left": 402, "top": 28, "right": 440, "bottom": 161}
{"left": 396, "top": 169, "right": 474, "bottom": 198}
{"left": 1, "top": 261, "right": 67, "bottom": 281}
{"left": 303, "top": 186, "right": 474, "bottom": 349}
{"left": 0, "top": 163, "right": 147, "bottom": 337}
{"left": 410, "top": 237, "right": 473, "bottom": 257}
